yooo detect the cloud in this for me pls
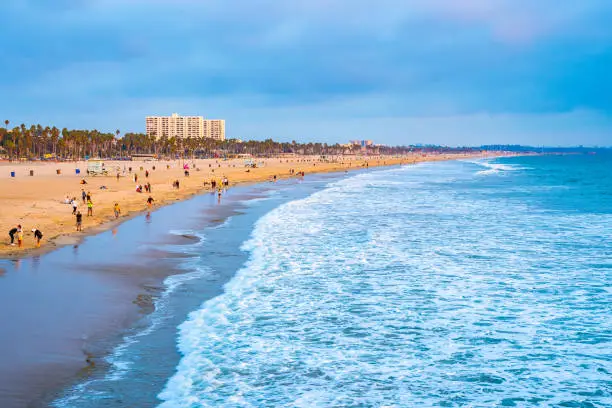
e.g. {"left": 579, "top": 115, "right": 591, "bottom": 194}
{"left": 1, "top": 0, "right": 612, "bottom": 144}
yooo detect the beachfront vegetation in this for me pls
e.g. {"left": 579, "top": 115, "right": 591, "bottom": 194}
{"left": 0, "top": 122, "right": 476, "bottom": 160}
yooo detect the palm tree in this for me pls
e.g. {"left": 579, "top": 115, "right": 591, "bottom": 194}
{"left": 4, "top": 120, "right": 8, "bottom": 129}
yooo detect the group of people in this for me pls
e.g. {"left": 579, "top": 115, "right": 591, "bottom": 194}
{"left": 66, "top": 189, "right": 94, "bottom": 217}
{"left": 135, "top": 182, "right": 151, "bottom": 193}
{"left": 8, "top": 225, "right": 43, "bottom": 248}
{"left": 206, "top": 177, "right": 229, "bottom": 190}
{"left": 9, "top": 167, "right": 230, "bottom": 250}
{"left": 288, "top": 169, "right": 305, "bottom": 177}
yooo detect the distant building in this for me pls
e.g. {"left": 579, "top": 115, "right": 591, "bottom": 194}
{"left": 349, "top": 140, "right": 374, "bottom": 147}
{"left": 146, "top": 113, "right": 225, "bottom": 140}
{"left": 349, "top": 140, "right": 374, "bottom": 149}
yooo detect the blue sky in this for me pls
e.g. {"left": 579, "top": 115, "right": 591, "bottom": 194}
{"left": 1, "top": 0, "right": 612, "bottom": 146}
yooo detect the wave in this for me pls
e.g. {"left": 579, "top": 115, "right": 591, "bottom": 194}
{"left": 463, "top": 159, "right": 529, "bottom": 175}
{"left": 157, "top": 159, "right": 612, "bottom": 407}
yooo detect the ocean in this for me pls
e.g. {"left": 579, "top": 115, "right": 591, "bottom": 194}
{"left": 55, "top": 154, "right": 612, "bottom": 407}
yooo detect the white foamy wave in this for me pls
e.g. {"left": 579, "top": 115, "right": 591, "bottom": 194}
{"left": 465, "top": 159, "right": 528, "bottom": 175}
{"left": 159, "top": 160, "right": 612, "bottom": 407}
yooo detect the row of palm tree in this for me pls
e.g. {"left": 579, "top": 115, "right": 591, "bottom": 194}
{"left": 0, "top": 120, "right": 476, "bottom": 160}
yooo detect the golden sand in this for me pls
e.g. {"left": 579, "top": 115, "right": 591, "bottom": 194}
{"left": 0, "top": 153, "right": 485, "bottom": 257}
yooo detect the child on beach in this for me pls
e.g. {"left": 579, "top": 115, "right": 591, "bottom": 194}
{"left": 76, "top": 211, "right": 83, "bottom": 231}
{"left": 114, "top": 203, "right": 121, "bottom": 218}
{"left": 147, "top": 196, "right": 155, "bottom": 209}
{"left": 31, "top": 228, "right": 43, "bottom": 247}
{"left": 17, "top": 228, "right": 23, "bottom": 247}
{"left": 87, "top": 199, "right": 93, "bottom": 216}
{"left": 8, "top": 225, "right": 21, "bottom": 245}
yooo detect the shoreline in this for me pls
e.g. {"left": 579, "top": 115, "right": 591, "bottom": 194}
{"left": 1, "top": 168, "right": 378, "bottom": 407}
{"left": 0, "top": 155, "right": 508, "bottom": 407}
{"left": 0, "top": 153, "right": 497, "bottom": 260}
{"left": 0, "top": 178, "right": 289, "bottom": 407}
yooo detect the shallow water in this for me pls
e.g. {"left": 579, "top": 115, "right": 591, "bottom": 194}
{"left": 58, "top": 155, "right": 612, "bottom": 407}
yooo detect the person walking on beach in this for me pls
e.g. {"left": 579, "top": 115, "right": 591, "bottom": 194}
{"left": 147, "top": 182, "right": 151, "bottom": 193}
{"left": 114, "top": 203, "right": 121, "bottom": 218}
{"left": 147, "top": 196, "right": 155, "bottom": 209}
{"left": 86, "top": 191, "right": 92, "bottom": 202}
{"left": 87, "top": 199, "right": 93, "bottom": 216}
{"left": 71, "top": 198, "right": 78, "bottom": 215}
{"left": 8, "top": 225, "right": 20, "bottom": 245}
{"left": 81, "top": 189, "right": 86, "bottom": 203}
{"left": 31, "top": 228, "right": 43, "bottom": 248}
{"left": 75, "top": 211, "right": 83, "bottom": 231}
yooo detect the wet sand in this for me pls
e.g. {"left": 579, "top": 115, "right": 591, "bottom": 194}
{"left": 0, "top": 181, "right": 255, "bottom": 407}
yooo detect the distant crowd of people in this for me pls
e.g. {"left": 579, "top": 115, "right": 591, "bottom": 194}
{"left": 6, "top": 161, "right": 316, "bottom": 250}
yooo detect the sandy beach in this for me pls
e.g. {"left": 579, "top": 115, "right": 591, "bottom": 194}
{"left": 0, "top": 153, "right": 486, "bottom": 258}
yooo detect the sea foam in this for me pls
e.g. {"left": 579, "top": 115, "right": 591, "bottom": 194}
{"left": 158, "top": 160, "right": 612, "bottom": 407}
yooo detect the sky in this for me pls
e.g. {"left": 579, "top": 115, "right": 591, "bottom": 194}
{"left": 1, "top": 0, "right": 612, "bottom": 146}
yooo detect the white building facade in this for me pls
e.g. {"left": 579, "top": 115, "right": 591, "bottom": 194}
{"left": 146, "top": 113, "right": 225, "bottom": 141}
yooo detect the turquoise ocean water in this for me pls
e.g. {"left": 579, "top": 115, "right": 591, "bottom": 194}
{"left": 58, "top": 154, "right": 612, "bottom": 407}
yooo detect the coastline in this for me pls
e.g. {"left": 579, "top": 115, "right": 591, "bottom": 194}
{"left": 0, "top": 153, "right": 491, "bottom": 260}
{"left": 0, "top": 155, "right": 504, "bottom": 407}
{"left": 0, "top": 176, "right": 310, "bottom": 407}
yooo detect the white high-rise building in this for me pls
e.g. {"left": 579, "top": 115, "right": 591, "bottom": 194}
{"left": 146, "top": 113, "right": 225, "bottom": 141}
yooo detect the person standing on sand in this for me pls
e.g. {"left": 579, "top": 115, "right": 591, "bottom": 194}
{"left": 82, "top": 189, "right": 86, "bottom": 203}
{"left": 147, "top": 182, "right": 151, "bottom": 193}
{"left": 75, "top": 211, "right": 83, "bottom": 231}
{"left": 8, "top": 225, "right": 20, "bottom": 245}
{"left": 114, "top": 203, "right": 121, "bottom": 218}
{"left": 87, "top": 199, "right": 93, "bottom": 216}
{"left": 71, "top": 198, "right": 78, "bottom": 215}
{"left": 31, "top": 228, "right": 43, "bottom": 248}
{"left": 17, "top": 228, "right": 23, "bottom": 247}
{"left": 86, "top": 191, "right": 92, "bottom": 202}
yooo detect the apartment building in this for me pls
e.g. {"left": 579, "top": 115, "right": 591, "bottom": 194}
{"left": 203, "top": 119, "right": 226, "bottom": 141}
{"left": 146, "top": 113, "right": 225, "bottom": 140}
